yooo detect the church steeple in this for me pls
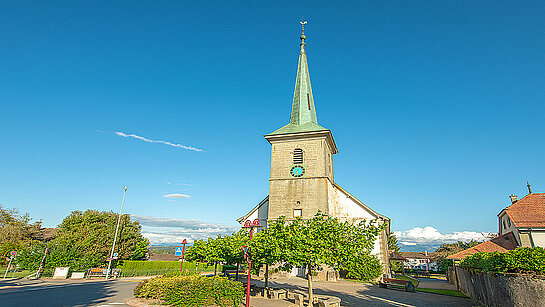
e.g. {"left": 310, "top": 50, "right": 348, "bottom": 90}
{"left": 267, "top": 22, "right": 328, "bottom": 136}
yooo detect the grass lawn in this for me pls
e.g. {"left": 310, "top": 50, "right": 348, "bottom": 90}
{"left": 393, "top": 274, "right": 419, "bottom": 286}
{"left": 1, "top": 270, "right": 34, "bottom": 278}
{"left": 416, "top": 287, "right": 469, "bottom": 298}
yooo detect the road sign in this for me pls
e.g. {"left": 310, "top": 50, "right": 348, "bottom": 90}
{"left": 174, "top": 246, "right": 184, "bottom": 256}
{"left": 113, "top": 253, "right": 118, "bottom": 257}
{"left": 10, "top": 251, "right": 16, "bottom": 256}
{"left": 241, "top": 246, "right": 249, "bottom": 260}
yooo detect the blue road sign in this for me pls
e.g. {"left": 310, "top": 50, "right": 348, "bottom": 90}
{"left": 174, "top": 246, "right": 183, "bottom": 256}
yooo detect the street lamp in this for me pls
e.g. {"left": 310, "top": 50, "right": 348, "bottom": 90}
{"left": 106, "top": 186, "right": 127, "bottom": 280}
{"left": 241, "top": 218, "right": 262, "bottom": 307}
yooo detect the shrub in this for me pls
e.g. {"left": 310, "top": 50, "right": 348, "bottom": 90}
{"left": 118, "top": 260, "right": 218, "bottom": 277}
{"left": 460, "top": 247, "right": 545, "bottom": 274}
{"left": 134, "top": 275, "right": 244, "bottom": 307}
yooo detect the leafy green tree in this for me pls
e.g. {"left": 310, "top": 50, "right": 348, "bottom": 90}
{"left": 0, "top": 205, "right": 42, "bottom": 266}
{"left": 433, "top": 240, "right": 482, "bottom": 271}
{"left": 220, "top": 230, "right": 249, "bottom": 280}
{"left": 17, "top": 210, "right": 148, "bottom": 271}
{"left": 388, "top": 233, "right": 400, "bottom": 252}
{"left": 263, "top": 214, "right": 384, "bottom": 303}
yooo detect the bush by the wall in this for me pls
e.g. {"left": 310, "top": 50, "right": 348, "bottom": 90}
{"left": 134, "top": 274, "right": 244, "bottom": 307}
{"left": 460, "top": 247, "right": 545, "bottom": 275}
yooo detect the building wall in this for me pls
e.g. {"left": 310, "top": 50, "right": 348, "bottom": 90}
{"left": 268, "top": 135, "right": 334, "bottom": 220}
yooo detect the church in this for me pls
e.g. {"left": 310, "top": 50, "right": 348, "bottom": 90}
{"left": 238, "top": 25, "right": 391, "bottom": 272}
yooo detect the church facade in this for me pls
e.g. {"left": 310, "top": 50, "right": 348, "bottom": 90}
{"left": 238, "top": 27, "right": 391, "bottom": 272}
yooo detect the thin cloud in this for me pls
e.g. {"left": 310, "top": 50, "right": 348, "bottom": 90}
{"left": 115, "top": 131, "right": 203, "bottom": 152}
{"left": 163, "top": 193, "right": 190, "bottom": 199}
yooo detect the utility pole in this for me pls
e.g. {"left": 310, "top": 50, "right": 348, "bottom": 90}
{"left": 106, "top": 186, "right": 127, "bottom": 279}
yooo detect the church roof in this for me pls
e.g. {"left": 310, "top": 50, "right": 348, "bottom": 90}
{"left": 267, "top": 25, "right": 328, "bottom": 136}
{"left": 237, "top": 195, "right": 268, "bottom": 224}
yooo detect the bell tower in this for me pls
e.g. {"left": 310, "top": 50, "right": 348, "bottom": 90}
{"left": 265, "top": 22, "right": 338, "bottom": 221}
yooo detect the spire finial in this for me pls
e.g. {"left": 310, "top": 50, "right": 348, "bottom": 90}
{"left": 300, "top": 20, "right": 307, "bottom": 50}
{"left": 527, "top": 181, "right": 532, "bottom": 194}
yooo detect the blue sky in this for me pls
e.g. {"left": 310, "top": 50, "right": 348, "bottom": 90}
{"left": 1, "top": 1, "right": 544, "bottom": 249}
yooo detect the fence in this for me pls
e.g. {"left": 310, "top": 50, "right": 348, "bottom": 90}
{"left": 454, "top": 266, "right": 545, "bottom": 306}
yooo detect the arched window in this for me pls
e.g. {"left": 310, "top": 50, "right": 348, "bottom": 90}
{"left": 293, "top": 148, "right": 303, "bottom": 164}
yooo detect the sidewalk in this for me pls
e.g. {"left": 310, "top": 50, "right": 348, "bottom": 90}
{"left": 416, "top": 277, "right": 458, "bottom": 291}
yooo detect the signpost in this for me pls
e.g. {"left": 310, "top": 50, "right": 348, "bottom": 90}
{"left": 175, "top": 239, "right": 188, "bottom": 272}
{"left": 3, "top": 251, "right": 16, "bottom": 279}
{"left": 241, "top": 219, "right": 262, "bottom": 307}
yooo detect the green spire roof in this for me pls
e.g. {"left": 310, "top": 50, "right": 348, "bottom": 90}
{"left": 268, "top": 25, "right": 328, "bottom": 136}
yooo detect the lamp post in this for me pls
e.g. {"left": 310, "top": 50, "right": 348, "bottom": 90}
{"left": 106, "top": 186, "right": 127, "bottom": 280}
{"left": 180, "top": 239, "right": 188, "bottom": 272}
{"left": 241, "top": 218, "right": 262, "bottom": 307}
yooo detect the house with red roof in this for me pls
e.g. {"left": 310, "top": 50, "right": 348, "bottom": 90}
{"left": 448, "top": 188, "right": 544, "bottom": 260}
{"left": 498, "top": 192, "right": 545, "bottom": 248}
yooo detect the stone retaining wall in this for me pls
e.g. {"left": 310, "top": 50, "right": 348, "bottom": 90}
{"left": 455, "top": 266, "right": 545, "bottom": 306}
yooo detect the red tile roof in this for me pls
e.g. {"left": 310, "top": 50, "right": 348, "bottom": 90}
{"left": 389, "top": 250, "right": 407, "bottom": 261}
{"left": 447, "top": 232, "right": 518, "bottom": 260}
{"left": 501, "top": 193, "right": 545, "bottom": 228}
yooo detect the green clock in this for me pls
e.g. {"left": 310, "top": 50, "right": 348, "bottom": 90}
{"left": 290, "top": 165, "right": 305, "bottom": 177}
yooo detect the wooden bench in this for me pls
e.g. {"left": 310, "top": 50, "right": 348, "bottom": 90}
{"left": 379, "top": 277, "right": 415, "bottom": 292}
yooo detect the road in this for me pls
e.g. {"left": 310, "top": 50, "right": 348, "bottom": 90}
{"left": 0, "top": 278, "right": 139, "bottom": 307}
{"left": 0, "top": 276, "right": 475, "bottom": 307}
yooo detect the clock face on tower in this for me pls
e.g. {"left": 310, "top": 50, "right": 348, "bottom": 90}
{"left": 290, "top": 165, "right": 305, "bottom": 177}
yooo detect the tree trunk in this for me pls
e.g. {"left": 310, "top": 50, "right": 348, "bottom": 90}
{"left": 236, "top": 261, "right": 239, "bottom": 281}
{"left": 265, "top": 263, "right": 269, "bottom": 297}
{"left": 307, "top": 263, "right": 314, "bottom": 306}
{"left": 214, "top": 262, "right": 217, "bottom": 275}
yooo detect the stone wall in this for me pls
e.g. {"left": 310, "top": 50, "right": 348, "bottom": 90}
{"left": 455, "top": 266, "right": 545, "bottom": 306}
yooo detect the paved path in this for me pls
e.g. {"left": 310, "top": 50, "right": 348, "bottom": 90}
{"left": 248, "top": 277, "right": 475, "bottom": 307}
{"left": 416, "top": 277, "right": 458, "bottom": 291}
{"left": 0, "top": 278, "right": 140, "bottom": 307}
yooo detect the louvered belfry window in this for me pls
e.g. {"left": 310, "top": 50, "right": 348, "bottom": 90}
{"left": 293, "top": 148, "right": 303, "bottom": 164}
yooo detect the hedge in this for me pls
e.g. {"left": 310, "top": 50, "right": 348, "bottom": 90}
{"left": 118, "top": 260, "right": 221, "bottom": 277}
{"left": 134, "top": 274, "right": 244, "bottom": 307}
{"left": 460, "top": 247, "right": 545, "bottom": 274}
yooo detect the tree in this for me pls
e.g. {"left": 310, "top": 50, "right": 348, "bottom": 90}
{"left": 388, "top": 233, "right": 400, "bottom": 252}
{"left": 433, "top": 240, "right": 482, "bottom": 271}
{"left": 262, "top": 214, "right": 384, "bottom": 304}
{"left": 17, "top": 210, "right": 148, "bottom": 271}
{"left": 0, "top": 205, "right": 41, "bottom": 266}
{"left": 220, "top": 230, "right": 249, "bottom": 281}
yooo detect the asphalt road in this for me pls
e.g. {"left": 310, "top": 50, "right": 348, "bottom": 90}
{"left": 0, "top": 279, "right": 139, "bottom": 307}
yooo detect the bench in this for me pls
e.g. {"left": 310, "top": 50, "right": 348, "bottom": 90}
{"left": 379, "top": 277, "right": 415, "bottom": 292}
{"left": 293, "top": 293, "right": 304, "bottom": 307}
{"left": 317, "top": 296, "right": 341, "bottom": 307}
{"left": 269, "top": 288, "right": 287, "bottom": 300}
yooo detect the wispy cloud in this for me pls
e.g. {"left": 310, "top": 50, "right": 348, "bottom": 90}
{"left": 114, "top": 131, "right": 203, "bottom": 152}
{"left": 163, "top": 193, "right": 190, "bottom": 199}
{"left": 393, "top": 226, "right": 490, "bottom": 252}
{"left": 132, "top": 215, "right": 238, "bottom": 244}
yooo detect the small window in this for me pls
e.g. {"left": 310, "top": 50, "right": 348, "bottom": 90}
{"left": 294, "top": 209, "right": 302, "bottom": 217}
{"left": 293, "top": 148, "right": 303, "bottom": 164}
{"left": 507, "top": 217, "right": 511, "bottom": 227}
{"left": 503, "top": 221, "right": 507, "bottom": 229}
